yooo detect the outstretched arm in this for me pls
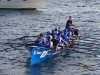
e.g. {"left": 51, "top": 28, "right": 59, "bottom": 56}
{"left": 61, "top": 38, "right": 69, "bottom": 47}
{"left": 68, "top": 23, "right": 76, "bottom": 27}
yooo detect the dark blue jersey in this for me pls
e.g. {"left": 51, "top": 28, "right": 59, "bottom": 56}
{"left": 66, "top": 20, "right": 72, "bottom": 26}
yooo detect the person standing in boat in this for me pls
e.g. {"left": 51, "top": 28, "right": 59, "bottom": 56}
{"left": 65, "top": 16, "right": 76, "bottom": 36}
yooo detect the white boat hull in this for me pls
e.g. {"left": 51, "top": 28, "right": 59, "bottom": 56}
{"left": 0, "top": 0, "right": 46, "bottom": 9}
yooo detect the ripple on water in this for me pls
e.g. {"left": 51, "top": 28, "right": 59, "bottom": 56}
{"left": 0, "top": 0, "right": 100, "bottom": 75}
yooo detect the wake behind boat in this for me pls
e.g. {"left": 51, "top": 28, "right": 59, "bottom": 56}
{"left": 27, "top": 27, "right": 81, "bottom": 66}
{"left": 0, "top": 0, "right": 46, "bottom": 9}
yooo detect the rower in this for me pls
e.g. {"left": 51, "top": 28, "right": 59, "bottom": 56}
{"left": 51, "top": 35, "right": 58, "bottom": 49}
{"left": 61, "top": 30, "right": 70, "bottom": 46}
{"left": 50, "top": 29, "right": 57, "bottom": 37}
{"left": 56, "top": 32, "right": 69, "bottom": 47}
{"left": 45, "top": 37, "right": 53, "bottom": 48}
{"left": 45, "top": 31, "right": 52, "bottom": 39}
{"left": 54, "top": 28, "right": 58, "bottom": 35}
{"left": 51, "top": 30, "right": 55, "bottom": 36}
{"left": 58, "top": 27, "right": 62, "bottom": 33}
{"left": 37, "top": 33, "right": 46, "bottom": 46}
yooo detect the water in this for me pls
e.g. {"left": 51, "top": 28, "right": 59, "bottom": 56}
{"left": 0, "top": 0, "right": 100, "bottom": 75}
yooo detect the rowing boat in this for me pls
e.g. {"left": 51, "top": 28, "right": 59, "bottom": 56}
{"left": 27, "top": 28, "right": 81, "bottom": 66}
{"left": 28, "top": 45, "right": 64, "bottom": 66}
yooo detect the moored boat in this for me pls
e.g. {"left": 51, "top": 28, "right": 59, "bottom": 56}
{"left": 0, "top": 0, "right": 46, "bottom": 9}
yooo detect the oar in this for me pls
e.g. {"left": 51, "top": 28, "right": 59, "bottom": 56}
{"left": 61, "top": 47, "right": 92, "bottom": 54}
{"left": 18, "top": 35, "right": 39, "bottom": 40}
{"left": 72, "top": 49, "right": 92, "bottom": 54}
{"left": 78, "top": 29, "right": 82, "bottom": 37}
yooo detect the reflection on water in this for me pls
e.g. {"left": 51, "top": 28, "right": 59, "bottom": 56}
{"left": 0, "top": 9, "right": 43, "bottom": 15}
{"left": 30, "top": 67, "right": 41, "bottom": 75}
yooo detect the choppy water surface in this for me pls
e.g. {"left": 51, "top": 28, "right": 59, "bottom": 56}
{"left": 0, "top": 0, "right": 100, "bottom": 75}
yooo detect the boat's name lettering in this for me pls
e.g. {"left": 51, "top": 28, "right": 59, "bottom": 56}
{"left": 37, "top": 52, "right": 42, "bottom": 54}
{"left": 34, "top": 50, "right": 48, "bottom": 58}
{"left": 40, "top": 51, "right": 48, "bottom": 58}
{"left": 34, "top": 50, "right": 42, "bottom": 55}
